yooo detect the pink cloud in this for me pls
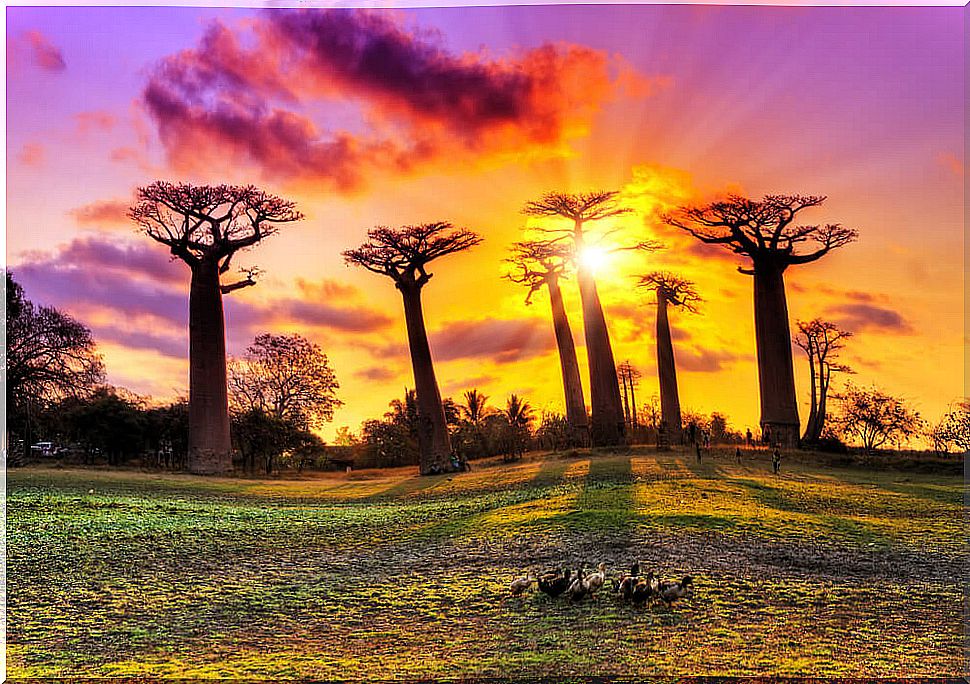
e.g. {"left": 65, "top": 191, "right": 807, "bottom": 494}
{"left": 74, "top": 110, "right": 117, "bottom": 134}
{"left": 17, "top": 143, "right": 45, "bottom": 167}
{"left": 9, "top": 30, "right": 66, "bottom": 72}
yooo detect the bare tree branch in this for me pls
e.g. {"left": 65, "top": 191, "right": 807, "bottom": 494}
{"left": 637, "top": 271, "right": 702, "bottom": 313}
{"left": 343, "top": 222, "right": 483, "bottom": 290}
{"left": 664, "top": 194, "right": 854, "bottom": 269}
{"left": 130, "top": 181, "right": 303, "bottom": 267}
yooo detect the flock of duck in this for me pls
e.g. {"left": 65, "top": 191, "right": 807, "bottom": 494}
{"left": 510, "top": 561, "right": 694, "bottom": 609}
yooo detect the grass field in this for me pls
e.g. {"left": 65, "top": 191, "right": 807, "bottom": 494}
{"left": 6, "top": 447, "right": 966, "bottom": 678}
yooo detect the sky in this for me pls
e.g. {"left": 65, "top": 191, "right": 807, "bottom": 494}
{"left": 5, "top": 4, "right": 965, "bottom": 441}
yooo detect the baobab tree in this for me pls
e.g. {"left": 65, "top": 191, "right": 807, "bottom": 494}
{"left": 343, "top": 223, "right": 482, "bottom": 475}
{"left": 523, "top": 191, "right": 634, "bottom": 446}
{"left": 637, "top": 272, "right": 701, "bottom": 445}
{"left": 506, "top": 240, "right": 588, "bottom": 445}
{"left": 666, "top": 194, "right": 857, "bottom": 447}
{"left": 794, "top": 319, "right": 852, "bottom": 444}
{"left": 130, "top": 182, "right": 302, "bottom": 474}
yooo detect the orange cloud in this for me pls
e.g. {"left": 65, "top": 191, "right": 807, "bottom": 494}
{"left": 71, "top": 199, "right": 132, "bottom": 226}
{"left": 142, "top": 10, "right": 653, "bottom": 191}
{"left": 936, "top": 151, "right": 964, "bottom": 178}
{"left": 74, "top": 110, "right": 117, "bottom": 134}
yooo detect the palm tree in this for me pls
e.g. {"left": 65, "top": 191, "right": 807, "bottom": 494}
{"left": 503, "top": 394, "right": 534, "bottom": 461}
{"left": 462, "top": 389, "right": 494, "bottom": 427}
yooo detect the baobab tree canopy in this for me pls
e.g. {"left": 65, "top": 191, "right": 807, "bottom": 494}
{"left": 638, "top": 272, "right": 702, "bottom": 313}
{"left": 524, "top": 191, "right": 632, "bottom": 225}
{"left": 342, "top": 222, "right": 483, "bottom": 291}
{"left": 131, "top": 182, "right": 303, "bottom": 282}
{"left": 664, "top": 194, "right": 858, "bottom": 271}
{"left": 505, "top": 240, "right": 574, "bottom": 304}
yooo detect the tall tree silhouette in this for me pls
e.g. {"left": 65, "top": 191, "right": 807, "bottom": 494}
{"left": 131, "top": 182, "right": 302, "bottom": 474}
{"left": 638, "top": 272, "right": 700, "bottom": 445}
{"left": 617, "top": 361, "right": 642, "bottom": 430}
{"left": 344, "top": 223, "right": 482, "bottom": 475}
{"left": 666, "top": 195, "right": 857, "bottom": 447}
{"left": 794, "top": 319, "right": 852, "bottom": 443}
{"left": 523, "top": 191, "right": 632, "bottom": 446}
{"left": 505, "top": 240, "right": 588, "bottom": 445}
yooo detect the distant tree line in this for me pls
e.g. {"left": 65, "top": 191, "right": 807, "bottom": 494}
{"left": 349, "top": 389, "right": 542, "bottom": 470}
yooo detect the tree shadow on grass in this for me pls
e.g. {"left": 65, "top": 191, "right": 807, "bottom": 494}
{"left": 681, "top": 451, "right": 720, "bottom": 480}
{"left": 552, "top": 455, "right": 639, "bottom": 537}
{"left": 363, "top": 473, "right": 451, "bottom": 502}
{"left": 724, "top": 477, "right": 895, "bottom": 547}
{"left": 528, "top": 457, "right": 573, "bottom": 488}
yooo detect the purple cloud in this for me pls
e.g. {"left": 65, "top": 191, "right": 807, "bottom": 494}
{"left": 677, "top": 347, "right": 748, "bottom": 373}
{"left": 12, "top": 238, "right": 395, "bottom": 362}
{"left": 830, "top": 303, "right": 913, "bottom": 334}
{"left": 354, "top": 366, "right": 400, "bottom": 382}
{"left": 430, "top": 318, "right": 554, "bottom": 364}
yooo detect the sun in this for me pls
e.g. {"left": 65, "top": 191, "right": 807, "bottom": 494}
{"left": 578, "top": 245, "right": 611, "bottom": 272}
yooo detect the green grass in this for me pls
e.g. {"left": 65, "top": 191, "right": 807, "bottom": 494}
{"left": 6, "top": 448, "right": 965, "bottom": 678}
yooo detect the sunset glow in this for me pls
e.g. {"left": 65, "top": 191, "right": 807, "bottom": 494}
{"left": 578, "top": 246, "right": 611, "bottom": 273}
{"left": 5, "top": 4, "right": 964, "bottom": 441}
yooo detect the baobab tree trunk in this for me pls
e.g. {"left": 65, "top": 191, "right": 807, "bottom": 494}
{"left": 400, "top": 285, "right": 452, "bottom": 474}
{"left": 655, "top": 291, "right": 683, "bottom": 445}
{"left": 187, "top": 258, "right": 232, "bottom": 474}
{"left": 547, "top": 275, "right": 589, "bottom": 446}
{"left": 576, "top": 264, "right": 626, "bottom": 446}
{"left": 753, "top": 264, "right": 800, "bottom": 447}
